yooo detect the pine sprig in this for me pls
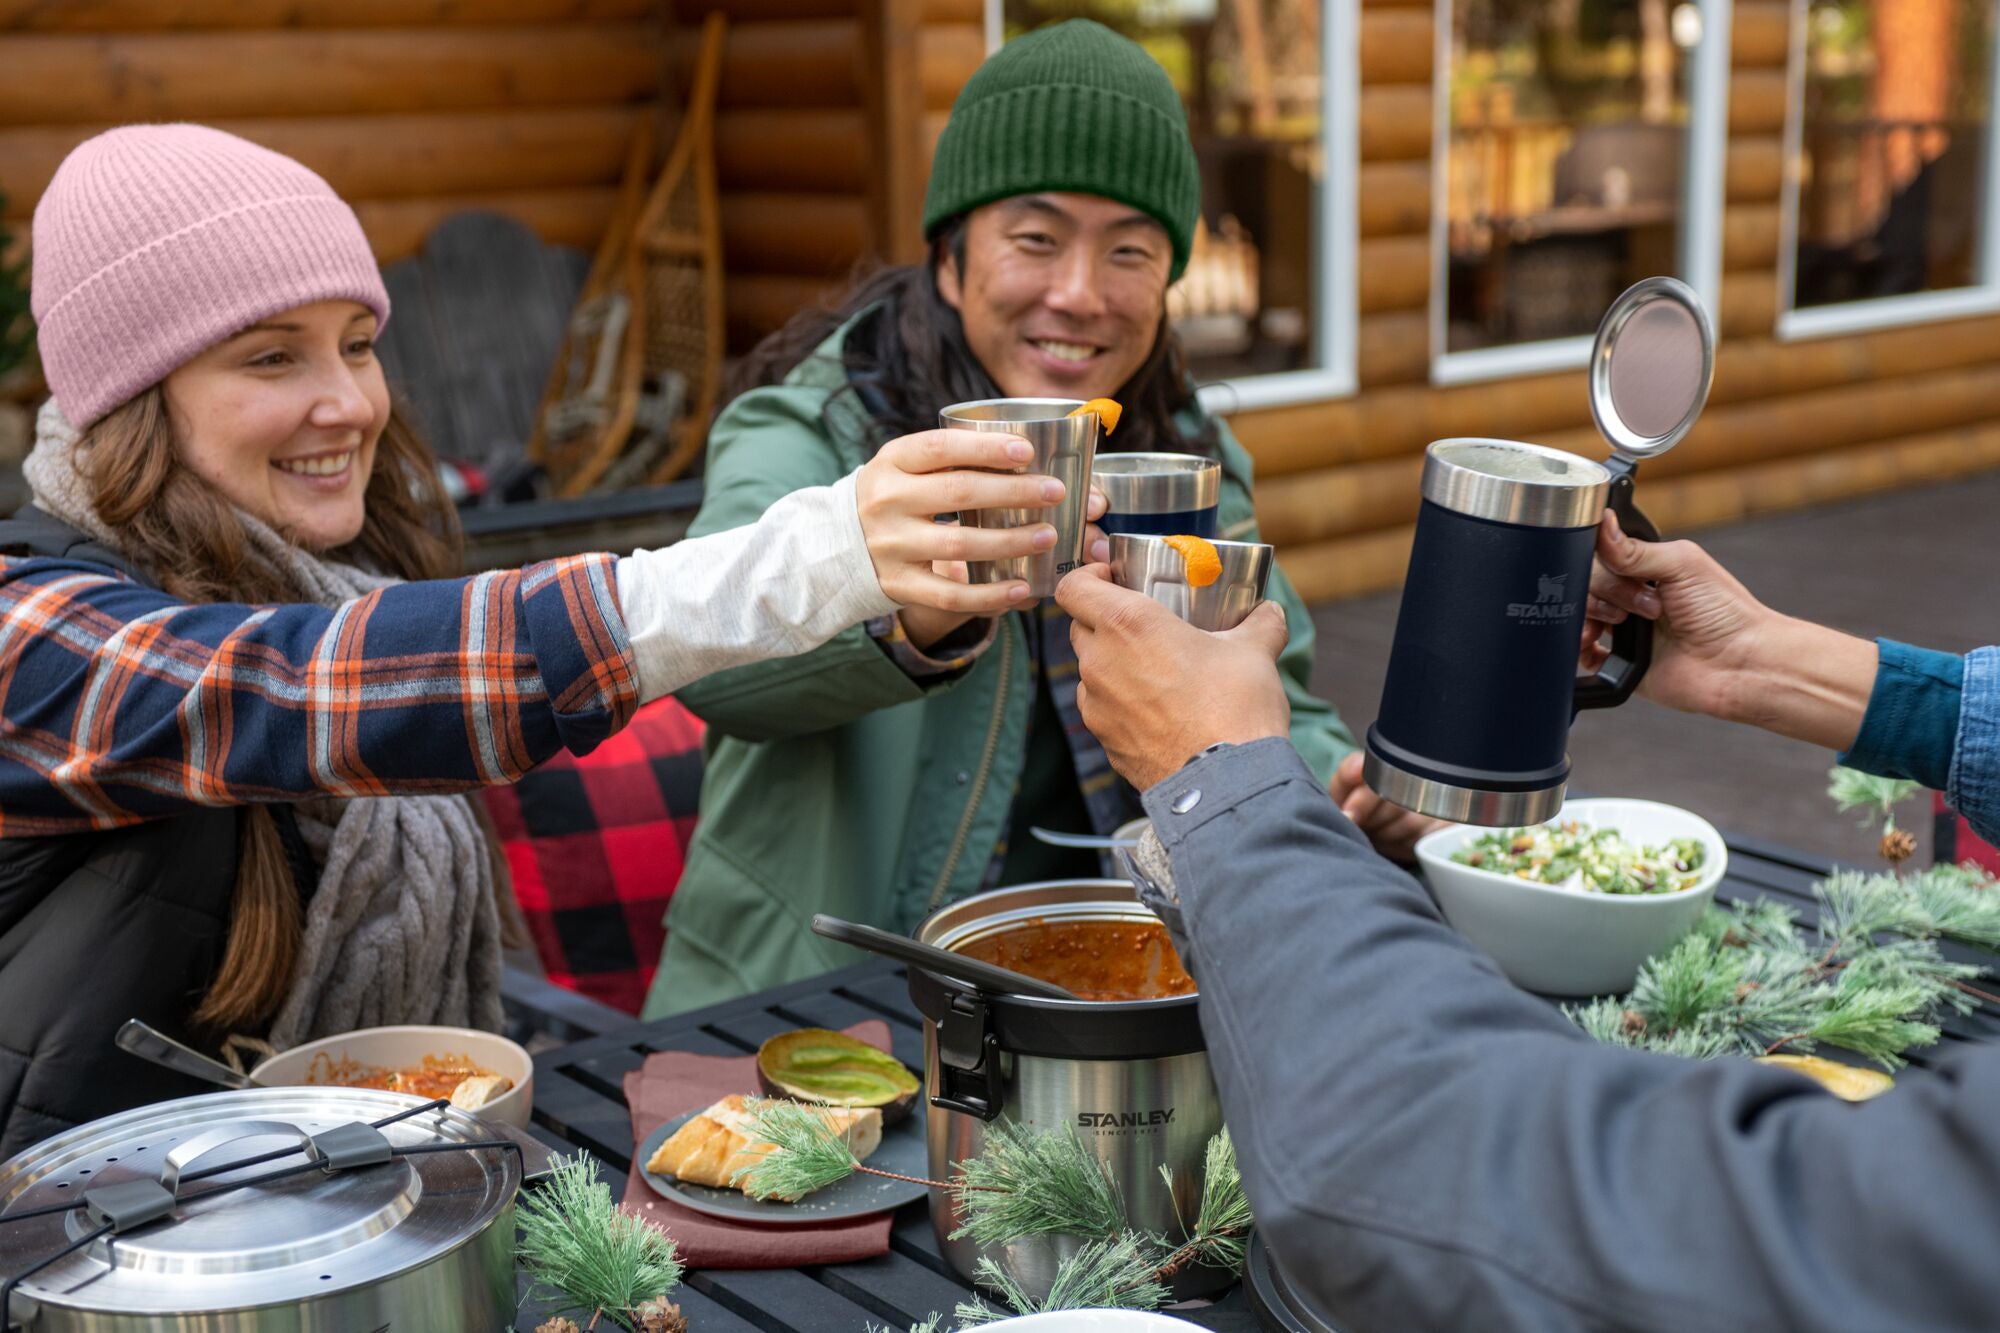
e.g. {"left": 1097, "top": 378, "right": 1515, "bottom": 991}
{"left": 1572, "top": 865, "right": 2000, "bottom": 1068}
{"left": 517, "top": 1154, "right": 683, "bottom": 1331}
{"left": 1155, "top": 1127, "right": 1253, "bottom": 1276}
{"left": 733, "top": 1097, "right": 864, "bottom": 1200}
{"left": 1828, "top": 766, "right": 1922, "bottom": 829}
{"left": 950, "top": 1121, "right": 1127, "bottom": 1247}
{"left": 951, "top": 1237, "right": 1171, "bottom": 1326}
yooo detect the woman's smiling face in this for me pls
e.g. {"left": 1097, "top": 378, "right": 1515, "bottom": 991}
{"left": 161, "top": 299, "right": 387, "bottom": 551}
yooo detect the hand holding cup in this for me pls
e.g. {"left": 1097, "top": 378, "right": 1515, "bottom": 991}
{"left": 856, "top": 428, "right": 1082, "bottom": 619}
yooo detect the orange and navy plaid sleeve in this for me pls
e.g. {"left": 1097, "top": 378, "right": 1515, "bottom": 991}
{"left": 0, "top": 553, "right": 640, "bottom": 835}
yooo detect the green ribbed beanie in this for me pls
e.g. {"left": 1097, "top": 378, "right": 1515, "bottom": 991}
{"left": 923, "top": 19, "right": 1200, "bottom": 280}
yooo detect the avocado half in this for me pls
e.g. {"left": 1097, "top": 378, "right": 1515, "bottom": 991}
{"left": 755, "top": 1028, "right": 921, "bottom": 1126}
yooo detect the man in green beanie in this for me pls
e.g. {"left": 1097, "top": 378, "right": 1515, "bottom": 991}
{"left": 642, "top": 19, "right": 1439, "bottom": 1017}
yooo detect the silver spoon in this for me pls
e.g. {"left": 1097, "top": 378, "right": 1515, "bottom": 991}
{"left": 116, "top": 1018, "right": 258, "bottom": 1089}
{"left": 1029, "top": 825, "right": 1140, "bottom": 850}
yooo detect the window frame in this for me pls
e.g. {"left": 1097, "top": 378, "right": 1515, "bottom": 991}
{"left": 1774, "top": 0, "right": 2000, "bottom": 341}
{"left": 1428, "top": 0, "right": 1735, "bottom": 386}
{"left": 984, "top": 0, "right": 1360, "bottom": 412}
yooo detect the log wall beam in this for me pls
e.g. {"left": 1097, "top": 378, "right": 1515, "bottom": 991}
{"left": 1727, "top": 136, "right": 1785, "bottom": 203}
{"left": 0, "top": 109, "right": 645, "bottom": 206}
{"left": 1730, "top": 3, "right": 1791, "bottom": 68}
{"left": 1359, "top": 8, "right": 1432, "bottom": 85}
{"left": 1359, "top": 85, "right": 1432, "bottom": 162}
{"left": 352, "top": 188, "right": 618, "bottom": 264}
{"left": 716, "top": 110, "right": 869, "bottom": 193}
{"left": 0, "top": 26, "right": 662, "bottom": 124}
{"left": 1728, "top": 68, "right": 1790, "bottom": 135}
{"left": 0, "top": 0, "right": 658, "bottom": 28}
{"left": 1358, "top": 160, "right": 1430, "bottom": 238}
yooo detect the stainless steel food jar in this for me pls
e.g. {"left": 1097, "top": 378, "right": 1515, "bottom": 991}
{"left": 908, "top": 880, "right": 1228, "bottom": 1302}
{"left": 0, "top": 1087, "right": 519, "bottom": 1331}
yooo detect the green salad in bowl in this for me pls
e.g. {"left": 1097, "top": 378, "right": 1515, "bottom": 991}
{"left": 1453, "top": 821, "right": 1708, "bottom": 896}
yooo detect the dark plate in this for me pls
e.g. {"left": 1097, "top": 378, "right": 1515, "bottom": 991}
{"left": 634, "top": 1103, "right": 929, "bottom": 1226}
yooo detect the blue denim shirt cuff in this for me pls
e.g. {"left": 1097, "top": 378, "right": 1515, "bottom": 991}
{"left": 1948, "top": 647, "right": 2000, "bottom": 847}
{"left": 1837, "top": 638, "right": 1964, "bottom": 793}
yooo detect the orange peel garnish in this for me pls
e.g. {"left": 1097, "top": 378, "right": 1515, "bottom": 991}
{"left": 1069, "top": 397, "right": 1122, "bottom": 435}
{"left": 1754, "top": 1054, "right": 1894, "bottom": 1102}
{"left": 1161, "top": 534, "right": 1222, "bottom": 588}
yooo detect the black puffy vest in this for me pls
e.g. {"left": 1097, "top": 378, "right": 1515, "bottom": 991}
{"left": 0, "top": 509, "right": 314, "bottom": 1155}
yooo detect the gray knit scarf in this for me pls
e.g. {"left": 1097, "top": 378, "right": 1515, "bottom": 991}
{"left": 26, "top": 401, "right": 503, "bottom": 1049}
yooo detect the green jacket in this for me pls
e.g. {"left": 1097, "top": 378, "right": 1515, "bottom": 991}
{"left": 643, "top": 322, "right": 1357, "bottom": 1017}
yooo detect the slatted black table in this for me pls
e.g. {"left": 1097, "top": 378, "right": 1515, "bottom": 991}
{"left": 515, "top": 835, "right": 1992, "bottom": 1331}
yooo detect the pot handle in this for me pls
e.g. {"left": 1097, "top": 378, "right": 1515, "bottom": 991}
{"left": 159, "top": 1120, "right": 315, "bottom": 1194}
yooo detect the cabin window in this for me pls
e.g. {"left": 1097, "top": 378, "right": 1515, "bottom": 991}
{"left": 996, "top": 1, "right": 1358, "bottom": 408}
{"left": 1779, "top": 0, "right": 2000, "bottom": 338}
{"left": 1433, "top": 0, "right": 1730, "bottom": 383}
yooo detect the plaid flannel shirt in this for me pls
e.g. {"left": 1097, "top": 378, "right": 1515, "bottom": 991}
{"left": 482, "top": 697, "right": 704, "bottom": 1015}
{"left": 0, "top": 553, "right": 640, "bottom": 835}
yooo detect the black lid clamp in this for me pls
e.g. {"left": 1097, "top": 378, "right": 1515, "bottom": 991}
{"left": 933, "top": 990, "right": 1002, "bottom": 1122}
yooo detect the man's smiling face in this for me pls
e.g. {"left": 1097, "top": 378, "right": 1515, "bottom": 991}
{"left": 938, "top": 192, "right": 1174, "bottom": 401}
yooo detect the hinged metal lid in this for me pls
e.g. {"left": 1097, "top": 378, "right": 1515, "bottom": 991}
{"left": 0, "top": 1087, "right": 518, "bottom": 1317}
{"left": 1589, "top": 275, "right": 1715, "bottom": 462}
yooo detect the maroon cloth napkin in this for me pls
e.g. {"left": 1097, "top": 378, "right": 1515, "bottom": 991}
{"left": 619, "top": 1020, "right": 897, "bottom": 1269}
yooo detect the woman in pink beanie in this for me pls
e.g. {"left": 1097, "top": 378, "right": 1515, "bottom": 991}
{"left": 0, "top": 123, "right": 1070, "bottom": 1149}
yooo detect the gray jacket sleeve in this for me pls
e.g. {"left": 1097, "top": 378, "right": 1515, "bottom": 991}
{"left": 1141, "top": 738, "right": 2000, "bottom": 1333}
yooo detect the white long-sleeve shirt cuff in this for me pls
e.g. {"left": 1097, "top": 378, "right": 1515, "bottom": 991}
{"left": 614, "top": 471, "right": 898, "bottom": 701}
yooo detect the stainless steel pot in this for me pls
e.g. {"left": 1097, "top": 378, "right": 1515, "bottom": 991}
{"left": 909, "top": 880, "right": 1228, "bottom": 1302}
{"left": 0, "top": 1087, "right": 519, "bottom": 1331}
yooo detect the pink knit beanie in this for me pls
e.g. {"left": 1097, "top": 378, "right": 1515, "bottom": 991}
{"left": 31, "top": 123, "right": 390, "bottom": 428}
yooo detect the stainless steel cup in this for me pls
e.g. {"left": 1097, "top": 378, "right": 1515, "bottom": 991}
{"left": 1092, "top": 452, "right": 1222, "bottom": 538}
{"left": 940, "top": 397, "right": 1100, "bottom": 598}
{"left": 1110, "top": 532, "right": 1274, "bottom": 631}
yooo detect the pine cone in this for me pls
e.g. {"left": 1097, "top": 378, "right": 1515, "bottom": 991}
{"left": 1880, "top": 828, "right": 1917, "bottom": 865}
{"left": 633, "top": 1298, "right": 689, "bottom": 1333}
{"left": 534, "top": 1320, "right": 583, "bottom": 1333}
{"left": 1620, "top": 1009, "right": 1648, "bottom": 1038}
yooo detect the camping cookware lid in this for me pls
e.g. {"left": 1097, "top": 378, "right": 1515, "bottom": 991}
{"left": 0, "top": 1086, "right": 518, "bottom": 1319}
{"left": 1588, "top": 275, "right": 1715, "bottom": 463}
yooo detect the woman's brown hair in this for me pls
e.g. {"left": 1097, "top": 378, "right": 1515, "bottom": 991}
{"left": 76, "top": 384, "right": 481, "bottom": 1030}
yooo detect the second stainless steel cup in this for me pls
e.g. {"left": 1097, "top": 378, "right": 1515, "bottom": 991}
{"left": 1109, "top": 533, "right": 1274, "bottom": 632}
{"left": 1092, "top": 452, "right": 1222, "bottom": 538}
{"left": 940, "top": 398, "right": 1099, "bottom": 598}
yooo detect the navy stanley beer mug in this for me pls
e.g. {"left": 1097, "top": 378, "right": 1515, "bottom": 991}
{"left": 1364, "top": 278, "right": 1716, "bottom": 826}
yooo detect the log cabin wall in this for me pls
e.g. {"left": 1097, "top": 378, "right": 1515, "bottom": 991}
{"left": 0, "top": 1, "right": 670, "bottom": 268}
{"left": 908, "top": 0, "right": 2000, "bottom": 604}
{"left": 675, "top": 0, "right": 983, "bottom": 349}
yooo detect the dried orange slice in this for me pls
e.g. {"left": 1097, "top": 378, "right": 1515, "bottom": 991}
{"left": 1161, "top": 534, "right": 1223, "bottom": 588}
{"left": 1068, "top": 397, "right": 1122, "bottom": 435}
{"left": 1754, "top": 1054, "right": 1894, "bottom": 1102}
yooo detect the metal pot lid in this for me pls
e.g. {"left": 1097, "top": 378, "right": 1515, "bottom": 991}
{"left": 0, "top": 1086, "right": 518, "bottom": 1317}
{"left": 1588, "top": 276, "right": 1715, "bottom": 462}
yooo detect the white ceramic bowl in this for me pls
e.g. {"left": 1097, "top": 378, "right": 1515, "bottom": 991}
{"left": 979, "top": 1313, "right": 1202, "bottom": 1330}
{"left": 252, "top": 1025, "right": 534, "bottom": 1128}
{"left": 1414, "top": 798, "right": 1728, "bottom": 997}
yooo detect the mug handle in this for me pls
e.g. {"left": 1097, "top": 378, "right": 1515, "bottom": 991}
{"left": 1573, "top": 459, "right": 1656, "bottom": 713}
